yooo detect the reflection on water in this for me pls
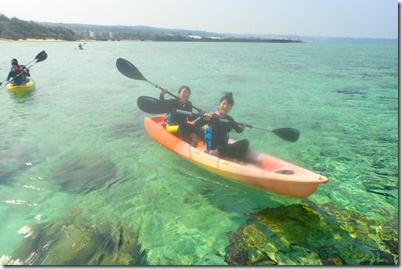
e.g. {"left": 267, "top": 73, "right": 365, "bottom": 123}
{"left": 9, "top": 89, "right": 36, "bottom": 104}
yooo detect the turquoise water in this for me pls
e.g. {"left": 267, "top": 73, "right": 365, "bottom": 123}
{"left": 0, "top": 40, "right": 398, "bottom": 265}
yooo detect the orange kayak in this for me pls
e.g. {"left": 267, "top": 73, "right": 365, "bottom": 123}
{"left": 144, "top": 116, "right": 329, "bottom": 198}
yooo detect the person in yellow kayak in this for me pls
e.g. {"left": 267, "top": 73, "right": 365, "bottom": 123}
{"left": 159, "top": 85, "right": 205, "bottom": 147}
{"left": 7, "top": 58, "right": 30, "bottom": 86}
{"left": 194, "top": 92, "right": 250, "bottom": 160}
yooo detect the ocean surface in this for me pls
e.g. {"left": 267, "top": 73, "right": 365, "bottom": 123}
{"left": 0, "top": 40, "right": 398, "bottom": 265}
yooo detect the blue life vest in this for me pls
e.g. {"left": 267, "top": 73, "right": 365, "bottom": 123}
{"left": 204, "top": 126, "right": 212, "bottom": 149}
{"left": 165, "top": 113, "right": 172, "bottom": 124}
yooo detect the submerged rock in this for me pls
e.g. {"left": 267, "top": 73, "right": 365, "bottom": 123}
{"left": 337, "top": 88, "right": 364, "bottom": 95}
{"left": 225, "top": 203, "right": 398, "bottom": 266}
{"left": 8, "top": 211, "right": 146, "bottom": 265}
{"left": 109, "top": 118, "right": 144, "bottom": 138}
{"left": 52, "top": 152, "right": 116, "bottom": 194}
{"left": 0, "top": 145, "right": 36, "bottom": 184}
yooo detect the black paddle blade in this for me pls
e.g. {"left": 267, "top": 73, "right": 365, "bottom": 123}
{"left": 137, "top": 96, "right": 171, "bottom": 114}
{"left": 116, "top": 58, "right": 146, "bottom": 81}
{"left": 272, "top": 128, "right": 300, "bottom": 142}
{"left": 35, "top": 50, "right": 47, "bottom": 63}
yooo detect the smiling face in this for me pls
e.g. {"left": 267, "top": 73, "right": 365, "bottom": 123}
{"left": 219, "top": 100, "right": 232, "bottom": 115}
{"left": 178, "top": 88, "right": 191, "bottom": 101}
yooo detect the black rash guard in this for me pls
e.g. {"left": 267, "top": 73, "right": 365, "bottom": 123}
{"left": 194, "top": 112, "right": 244, "bottom": 150}
{"left": 7, "top": 66, "right": 30, "bottom": 85}
{"left": 159, "top": 94, "right": 199, "bottom": 125}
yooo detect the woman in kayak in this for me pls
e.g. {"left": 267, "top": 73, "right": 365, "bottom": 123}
{"left": 194, "top": 92, "right": 250, "bottom": 161}
{"left": 7, "top": 58, "right": 30, "bottom": 86}
{"left": 159, "top": 85, "right": 204, "bottom": 147}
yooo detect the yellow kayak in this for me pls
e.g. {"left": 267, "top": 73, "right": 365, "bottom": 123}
{"left": 7, "top": 78, "right": 35, "bottom": 94}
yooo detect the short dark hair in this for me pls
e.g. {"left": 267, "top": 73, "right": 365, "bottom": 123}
{"left": 178, "top": 85, "right": 191, "bottom": 94}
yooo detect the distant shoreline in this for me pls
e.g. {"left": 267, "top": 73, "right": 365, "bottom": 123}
{"left": 0, "top": 39, "right": 155, "bottom": 42}
{"left": 0, "top": 38, "right": 303, "bottom": 43}
{"left": 0, "top": 38, "right": 91, "bottom": 42}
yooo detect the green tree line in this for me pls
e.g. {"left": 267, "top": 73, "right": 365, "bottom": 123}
{"left": 0, "top": 14, "right": 81, "bottom": 41}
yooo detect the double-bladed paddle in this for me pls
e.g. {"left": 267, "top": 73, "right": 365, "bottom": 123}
{"left": 137, "top": 95, "right": 300, "bottom": 142}
{"left": 0, "top": 50, "right": 48, "bottom": 88}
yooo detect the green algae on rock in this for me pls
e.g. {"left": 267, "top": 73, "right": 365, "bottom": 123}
{"left": 8, "top": 211, "right": 146, "bottom": 265}
{"left": 225, "top": 203, "right": 398, "bottom": 266}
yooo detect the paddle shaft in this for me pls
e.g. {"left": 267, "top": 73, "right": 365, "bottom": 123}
{"left": 146, "top": 79, "right": 204, "bottom": 112}
{"left": 177, "top": 109, "right": 249, "bottom": 126}
{"left": 178, "top": 109, "right": 270, "bottom": 130}
{"left": 222, "top": 118, "right": 299, "bottom": 141}
{"left": 175, "top": 108, "right": 299, "bottom": 141}
{"left": 219, "top": 119, "right": 260, "bottom": 129}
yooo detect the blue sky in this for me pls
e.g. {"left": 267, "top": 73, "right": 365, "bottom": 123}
{"left": 0, "top": 0, "right": 398, "bottom": 38}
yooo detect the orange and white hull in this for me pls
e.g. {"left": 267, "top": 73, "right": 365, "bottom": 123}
{"left": 144, "top": 116, "right": 329, "bottom": 198}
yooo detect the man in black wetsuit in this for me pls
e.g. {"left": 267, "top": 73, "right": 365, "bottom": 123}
{"left": 7, "top": 58, "right": 30, "bottom": 86}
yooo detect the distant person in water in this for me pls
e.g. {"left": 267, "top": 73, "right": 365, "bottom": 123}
{"left": 159, "top": 85, "right": 205, "bottom": 147}
{"left": 78, "top": 43, "right": 83, "bottom": 50}
{"left": 7, "top": 58, "right": 30, "bottom": 86}
{"left": 194, "top": 92, "right": 250, "bottom": 161}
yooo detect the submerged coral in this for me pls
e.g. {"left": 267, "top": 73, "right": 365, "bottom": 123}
{"left": 225, "top": 202, "right": 398, "bottom": 266}
{"left": 7, "top": 211, "right": 146, "bottom": 265}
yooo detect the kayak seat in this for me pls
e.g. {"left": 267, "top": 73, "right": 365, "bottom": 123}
{"left": 166, "top": 124, "right": 179, "bottom": 133}
{"left": 275, "top": 169, "right": 295, "bottom": 175}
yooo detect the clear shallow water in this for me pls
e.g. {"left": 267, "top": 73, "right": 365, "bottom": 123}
{"left": 0, "top": 40, "right": 398, "bottom": 265}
